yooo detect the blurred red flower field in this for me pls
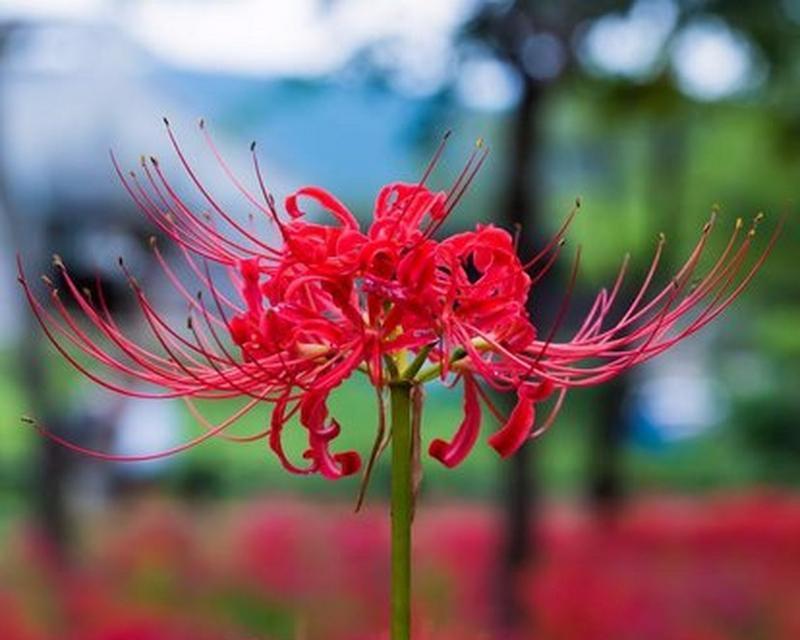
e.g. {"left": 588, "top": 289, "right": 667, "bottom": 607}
{"left": 3, "top": 493, "right": 800, "bottom": 639}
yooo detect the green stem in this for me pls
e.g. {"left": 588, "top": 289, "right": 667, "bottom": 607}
{"left": 414, "top": 347, "right": 466, "bottom": 384}
{"left": 390, "top": 381, "right": 413, "bottom": 640}
{"left": 400, "top": 344, "right": 434, "bottom": 381}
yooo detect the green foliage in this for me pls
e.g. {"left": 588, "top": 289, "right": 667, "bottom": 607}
{"left": 735, "top": 391, "right": 800, "bottom": 485}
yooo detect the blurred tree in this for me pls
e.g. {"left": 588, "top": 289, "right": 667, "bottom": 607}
{"left": 0, "top": 21, "right": 72, "bottom": 561}
{"left": 577, "top": 78, "right": 692, "bottom": 518}
{"left": 456, "top": 0, "right": 800, "bottom": 630}
{"left": 459, "top": 0, "right": 636, "bottom": 630}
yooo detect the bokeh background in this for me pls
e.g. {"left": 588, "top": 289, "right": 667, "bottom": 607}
{"left": 0, "top": 1, "right": 799, "bottom": 638}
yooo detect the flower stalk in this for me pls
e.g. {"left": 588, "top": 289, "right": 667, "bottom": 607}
{"left": 390, "top": 380, "right": 413, "bottom": 640}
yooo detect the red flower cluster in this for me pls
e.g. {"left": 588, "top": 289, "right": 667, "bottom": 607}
{"left": 18, "top": 121, "right": 779, "bottom": 480}
{"left": 5, "top": 495, "right": 800, "bottom": 639}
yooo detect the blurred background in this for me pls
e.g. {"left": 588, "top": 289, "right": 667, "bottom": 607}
{"left": 0, "top": 0, "right": 798, "bottom": 638}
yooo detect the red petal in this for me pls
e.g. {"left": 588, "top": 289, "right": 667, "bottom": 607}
{"left": 299, "top": 391, "right": 361, "bottom": 479}
{"left": 285, "top": 186, "right": 359, "bottom": 229}
{"left": 429, "top": 375, "right": 481, "bottom": 468}
{"left": 237, "top": 258, "right": 263, "bottom": 314}
{"left": 487, "top": 389, "right": 536, "bottom": 458}
{"left": 269, "top": 394, "right": 314, "bottom": 475}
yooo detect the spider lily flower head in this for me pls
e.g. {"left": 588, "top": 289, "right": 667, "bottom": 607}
{"left": 18, "top": 120, "right": 780, "bottom": 485}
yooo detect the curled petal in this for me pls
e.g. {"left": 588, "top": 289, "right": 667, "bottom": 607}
{"left": 269, "top": 394, "right": 314, "bottom": 475}
{"left": 373, "top": 182, "right": 406, "bottom": 218}
{"left": 238, "top": 258, "right": 263, "bottom": 313}
{"left": 429, "top": 375, "right": 481, "bottom": 468}
{"left": 360, "top": 240, "right": 398, "bottom": 279}
{"left": 486, "top": 382, "right": 551, "bottom": 458}
{"left": 487, "top": 391, "right": 535, "bottom": 458}
{"left": 396, "top": 242, "right": 437, "bottom": 291}
{"left": 299, "top": 390, "right": 361, "bottom": 479}
{"left": 285, "top": 186, "right": 359, "bottom": 229}
{"left": 307, "top": 419, "right": 362, "bottom": 479}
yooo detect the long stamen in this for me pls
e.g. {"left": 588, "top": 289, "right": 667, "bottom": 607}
{"left": 420, "top": 139, "right": 489, "bottom": 240}
{"left": 250, "top": 142, "right": 287, "bottom": 239}
{"left": 18, "top": 262, "right": 193, "bottom": 399}
{"left": 110, "top": 151, "right": 232, "bottom": 264}
{"left": 389, "top": 130, "right": 453, "bottom": 235}
{"left": 199, "top": 119, "right": 277, "bottom": 222}
{"left": 425, "top": 141, "right": 490, "bottom": 238}
{"left": 22, "top": 392, "right": 267, "bottom": 462}
{"left": 531, "top": 245, "right": 582, "bottom": 366}
{"left": 523, "top": 198, "right": 582, "bottom": 271}
{"left": 162, "top": 117, "right": 281, "bottom": 255}
{"left": 184, "top": 398, "right": 270, "bottom": 443}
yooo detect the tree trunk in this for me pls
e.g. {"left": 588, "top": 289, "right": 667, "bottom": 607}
{"left": 0, "top": 30, "right": 72, "bottom": 562}
{"left": 496, "top": 76, "right": 550, "bottom": 635}
{"left": 586, "top": 117, "right": 687, "bottom": 519}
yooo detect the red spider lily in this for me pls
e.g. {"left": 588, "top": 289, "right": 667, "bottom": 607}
{"left": 18, "top": 120, "right": 780, "bottom": 484}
